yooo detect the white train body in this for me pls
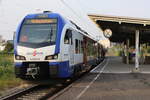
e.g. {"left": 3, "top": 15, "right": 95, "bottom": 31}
{"left": 14, "top": 12, "right": 104, "bottom": 79}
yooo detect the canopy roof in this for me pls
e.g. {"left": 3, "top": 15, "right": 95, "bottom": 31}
{"left": 89, "top": 14, "right": 150, "bottom": 45}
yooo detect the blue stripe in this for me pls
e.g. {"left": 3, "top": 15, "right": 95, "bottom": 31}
{"left": 14, "top": 62, "right": 22, "bottom": 67}
{"left": 14, "top": 18, "right": 25, "bottom": 55}
{"left": 55, "top": 15, "right": 65, "bottom": 54}
{"left": 49, "top": 61, "right": 73, "bottom": 78}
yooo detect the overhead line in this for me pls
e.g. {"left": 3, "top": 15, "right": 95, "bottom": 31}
{"left": 60, "top": 0, "right": 97, "bottom": 40}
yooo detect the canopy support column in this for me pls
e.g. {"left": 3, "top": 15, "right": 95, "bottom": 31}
{"left": 126, "top": 39, "right": 130, "bottom": 64}
{"left": 134, "top": 30, "right": 140, "bottom": 72}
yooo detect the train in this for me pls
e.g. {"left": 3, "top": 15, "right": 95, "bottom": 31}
{"left": 14, "top": 11, "right": 105, "bottom": 80}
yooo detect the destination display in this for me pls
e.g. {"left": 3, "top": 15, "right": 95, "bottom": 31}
{"left": 25, "top": 19, "right": 57, "bottom": 24}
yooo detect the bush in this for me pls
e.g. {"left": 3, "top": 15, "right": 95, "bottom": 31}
{"left": 0, "top": 66, "right": 14, "bottom": 79}
{"left": 0, "top": 54, "right": 13, "bottom": 67}
{"left": 0, "top": 55, "right": 22, "bottom": 91}
{"left": 147, "top": 48, "right": 150, "bottom": 53}
{"left": 3, "top": 42, "right": 13, "bottom": 53}
{"left": 0, "top": 55, "right": 14, "bottom": 79}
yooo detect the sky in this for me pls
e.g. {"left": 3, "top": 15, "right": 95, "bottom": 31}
{"left": 0, "top": 0, "right": 150, "bottom": 40}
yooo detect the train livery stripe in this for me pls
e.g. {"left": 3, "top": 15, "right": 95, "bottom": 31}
{"left": 14, "top": 18, "right": 25, "bottom": 55}
{"left": 55, "top": 15, "right": 66, "bottom": 54}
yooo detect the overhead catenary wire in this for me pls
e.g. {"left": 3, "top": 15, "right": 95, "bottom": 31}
{"left": 76, "top": 0, "right": 103, "bottom": 40}
{"left": 60, "top": 0, "right": 102, "bottom": 40}
{"left": 60, "top": 0, "right": 97, "bottom": 39}
{"left": 60, "top": 0, "right": 85, "bottom": 22}
{"left": 60, "top": 0, "right": 91, "bottom": 26}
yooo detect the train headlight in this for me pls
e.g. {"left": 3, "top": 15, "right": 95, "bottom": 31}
{"left": 15, "top": 55, "right": 26, "bottom": 60}
{"left": 45, "top": 54, "right": 58, "bottom": 60}
{"left": 54, "top": 55, "right": 58, "bottom": 59}
{"left": 46, "top": 56, "right": 53, "bottom": 60}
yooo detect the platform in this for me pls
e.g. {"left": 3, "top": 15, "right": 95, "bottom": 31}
{"left": 51, "top": 57, "right": 150, "bottom": 100}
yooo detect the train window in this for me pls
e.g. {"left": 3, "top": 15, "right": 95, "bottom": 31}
{"left": 78, "top": 40, "right": 79, "bottom": 53}
{"left": 19, "top": 22, "right": 57, "bottom": 48}
{"left": 70, "top": 31, "right": 73, "bottom": 45}
{"left": 64, "top": 30, "right": 72, "bottom": 44}
{"left": 75, "top": 39, "right": 79, "bottom": 54}
{"left": 79, "top": 40, "right": 80, "bottom": 53}
{"left": 64, "top": 31, "right": 69, "bottom": 44}
{"left": 75, "top": 40, "right": 83, "bottom": 54}
{"left": 81, "top": 41, "right": 83, "bottom": 53}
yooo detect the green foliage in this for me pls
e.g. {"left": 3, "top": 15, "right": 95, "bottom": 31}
{"left": 0, "top": 66, "right": 14, "bottom": 79}
{"left": 108, "top": 44, "right": 122, "bottom": 56}
{"left": 0, "top": 55, "right": 21, "bottom": 92}
{"left": 3, "top": 42, "right": 13, "bottom": 53}
{"left": 0, "top": 54, "right": 13, "bottom": 67}
{"left": 147, "top": 47, "right": 150, "bottom": 53}
{"left": 0, "top": 55, "right": 14, "bottom": 79}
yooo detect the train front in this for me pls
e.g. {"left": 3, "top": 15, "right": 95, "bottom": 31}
{"left": 14, "top": 13, "right": 65, "bottom": 80}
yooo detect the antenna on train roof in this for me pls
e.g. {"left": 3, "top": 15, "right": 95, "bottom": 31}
{"left": 43, "top": 11, "right": 52, "bottom": 13}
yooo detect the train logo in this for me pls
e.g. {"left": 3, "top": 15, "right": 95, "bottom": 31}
{"left": 26, "top": 51, "right": 43, "bottom": 56}
{"left": 33, "top": 50, "right": 37, "bottom": 56}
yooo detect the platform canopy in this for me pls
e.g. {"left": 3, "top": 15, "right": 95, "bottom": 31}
{"left": 88, "top": 14, "right": 150, "bottom": 45}
{"left": 89, "top": 14, "right": 150, "bottom": 70}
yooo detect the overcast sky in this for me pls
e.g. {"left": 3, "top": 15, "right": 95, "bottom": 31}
{"left": 0, "top": 0, "right": 150, "bottom": 40}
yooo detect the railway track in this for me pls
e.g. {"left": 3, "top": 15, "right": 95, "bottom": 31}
{"left": 0, "top": 76, "right": 83, "bottom": 100}
{"left": 0, "top": 61, "right": 103, "bottom": 100}
{"left": 0, "top": 72, "right": 89, "bottom": 100}
{"left": 0, "top": 84, "right": 39, "bottom": 100}
{"left": 0, "top": 81, "right": 71, "bottom": 100}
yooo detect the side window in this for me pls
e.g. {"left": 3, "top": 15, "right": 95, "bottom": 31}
{"left": 79, "top": 40, "right": 81, "bottom": 53}
{"left": 64, "top": 29, "right": 72, "bottom": 44}
{"left": 75, "top": 39, "right": 78, "bottom": 53}
{"left": 81, "top": 41, "right": 83, "bottom": 53}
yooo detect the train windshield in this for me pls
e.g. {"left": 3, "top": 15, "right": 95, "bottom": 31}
{"left": 18, "top": 19, "right": 57, "bottom": 48}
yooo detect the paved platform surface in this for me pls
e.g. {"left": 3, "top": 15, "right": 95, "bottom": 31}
{"left": 52, "top": 57, "right": 150, "bottom": 100}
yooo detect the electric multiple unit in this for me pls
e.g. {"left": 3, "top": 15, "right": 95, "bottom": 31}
{"left": 14, "top": 12, "right": 104, "bottom": 80}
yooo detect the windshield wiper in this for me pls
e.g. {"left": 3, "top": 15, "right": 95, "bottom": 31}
{"left": 49, "top": 28, "right": 53, "bottom": 43}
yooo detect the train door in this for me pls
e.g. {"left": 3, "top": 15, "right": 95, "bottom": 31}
{"left": 64, "top": 29, "right": 74, "bottom": 65}
{"left": 69, "top": 31, "right": 74, "bottom": 65}
{"left": 83, "top": 37, "right": 87, "bottom": 65}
